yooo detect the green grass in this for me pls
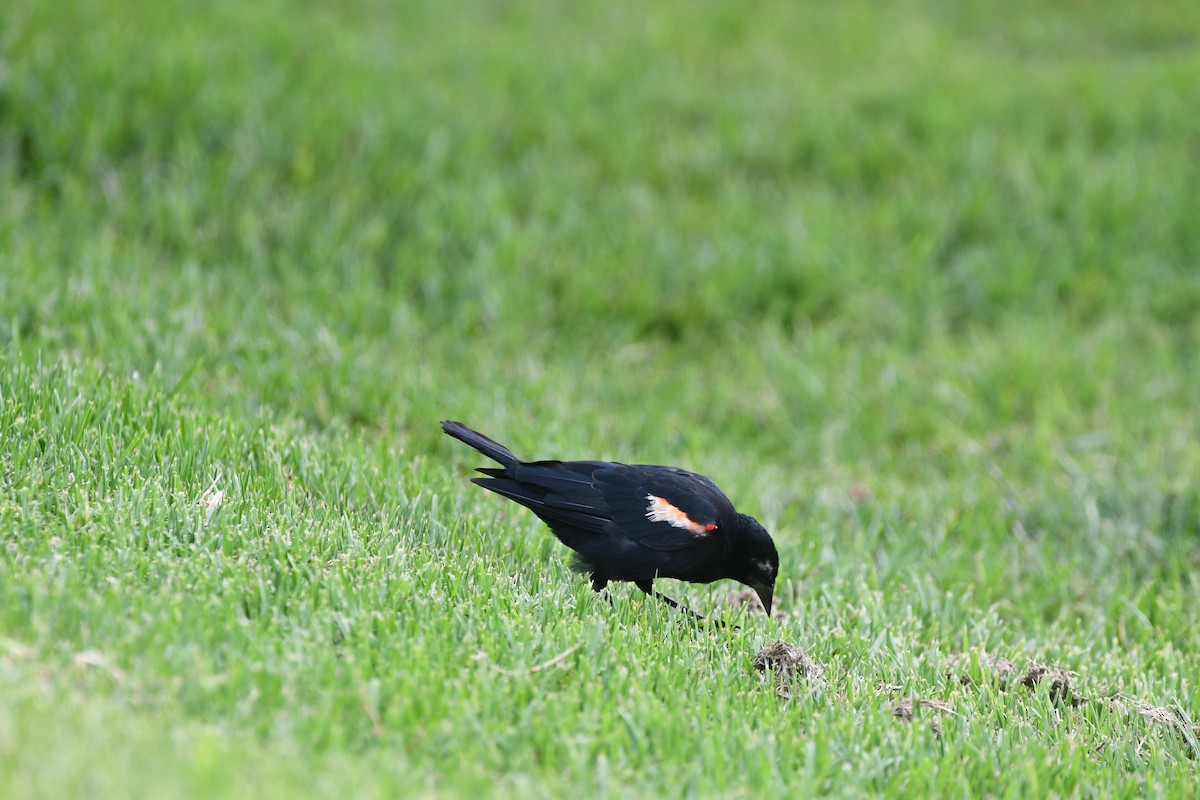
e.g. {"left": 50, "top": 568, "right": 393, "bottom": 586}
{"left": 3, "top": 0, "right": 1200, "bottom": 795}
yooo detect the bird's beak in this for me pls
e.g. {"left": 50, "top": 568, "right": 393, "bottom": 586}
{"left": 752, "top": 583, "right": 774, "bottom": 617}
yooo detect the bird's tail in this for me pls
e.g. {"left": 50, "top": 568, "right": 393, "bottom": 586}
{"left": 441, "top": 420, "right": 520, "bottom": 467}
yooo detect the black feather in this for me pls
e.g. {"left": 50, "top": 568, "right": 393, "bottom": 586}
{"left": 442, "top": 420, "right": 519, "bottom": 467}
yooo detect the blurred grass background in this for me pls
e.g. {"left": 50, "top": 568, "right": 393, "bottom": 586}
{"left": 2, "top": 0, "right": 1199, "bottom": 795}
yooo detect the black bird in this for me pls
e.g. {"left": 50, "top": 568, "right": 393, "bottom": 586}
{"left": 442, "top": 421, "right": 779, "bottom": 620}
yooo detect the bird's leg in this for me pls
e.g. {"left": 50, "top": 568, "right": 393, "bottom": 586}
{"left": 634, "top": 580, "right": 717, "bottom": 625}
{"left": 592, "top": 575, "right": 615, "bottom": 609}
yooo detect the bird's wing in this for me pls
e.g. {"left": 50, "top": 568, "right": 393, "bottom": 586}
{"left": 471, "top": 460, "right": 733, "bottom": 551}
{"left": 593, "top": 465, "right": 731, "bottom": 551}
{"left": 472, "top": 460, "right": 614, "bottom": 533}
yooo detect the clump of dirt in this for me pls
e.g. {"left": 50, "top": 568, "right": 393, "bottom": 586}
{"left": 945, "top": 651, "right": 1014, "bottom": 685}
{"left": 891, "top": 697, "right": 957, "bottom": 739}
{"left": 1019, "top": 662, "right": 1085, "bottom": 707}
{"left": 753, "top": 640, "right": 822, "bottom": 678}
{"left": 728, "top": 588, "right": 789, "bottom": 622}
{"left": 753, "top": 640, "right": 823, "bottom": 699}
{"left": 945, "top": 652, "right": 1085, "bottom": 707}
{"left": 1132, "top": 700, "right": 1187, "bottom": 727}
{"left": 878, "top": 683, "right": 957, "bottom": 739}
{"left": 1112, "top": 699, "right": 1200, "bottom": 757}
{"left": 891, "top": 697, "right": 955, "bottom": 722}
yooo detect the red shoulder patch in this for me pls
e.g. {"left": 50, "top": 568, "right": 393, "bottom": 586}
{"left": 644, "top": 494, "right": 715, "bottom": 537}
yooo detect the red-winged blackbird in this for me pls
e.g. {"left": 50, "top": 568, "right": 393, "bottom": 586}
{"left": 442, "top": 421, "right": 779, "bottom": 619}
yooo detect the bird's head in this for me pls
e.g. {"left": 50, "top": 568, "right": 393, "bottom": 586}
{"left": 731, "top": 513, "right": 779, "bottom": 616}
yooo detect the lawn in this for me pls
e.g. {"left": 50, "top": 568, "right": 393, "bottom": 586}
{"left": 2, "top": 0, "right": 1199, "bottom": 795}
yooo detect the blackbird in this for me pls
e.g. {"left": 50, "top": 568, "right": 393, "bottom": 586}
{"left": 442, "top": 421, "right": 779, "bottom": 620}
